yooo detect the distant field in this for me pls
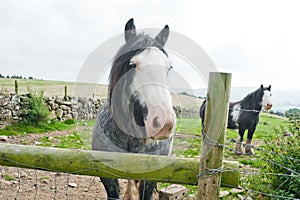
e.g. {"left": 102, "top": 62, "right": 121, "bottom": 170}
{"left": 0, "top": 78, "right": 108, "bottom": 98}
{"left": 0, "top": 78, "right": 204, "bottom": 108}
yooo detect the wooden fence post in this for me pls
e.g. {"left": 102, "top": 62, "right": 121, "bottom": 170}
{"left": 64, "top": 85, "right": 68, "bottom": 99}
{"left": 15, "top": 80, "right": 18, "bottom": 95}
{"left": 197, "top": 72, "right": 231, "bottom": 200}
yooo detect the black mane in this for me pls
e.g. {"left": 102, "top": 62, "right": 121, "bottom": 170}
{"left": 240, "top": 88, "right": 264, "bottom": 111}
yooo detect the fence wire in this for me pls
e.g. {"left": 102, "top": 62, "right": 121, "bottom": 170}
{"left": 201, "top": 130, "right": 300, "bottom": 199}
{"left": 0, "top": 133, "right": 300, "bottom": 199}
{"left": 0, "top": 157, "right": 194, "bottom": 200}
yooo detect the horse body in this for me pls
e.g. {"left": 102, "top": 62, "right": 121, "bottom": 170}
{"left": 200, "top": 85, "right": 272, "bottom": 155}
{"left": 92, "top": 19, "right": 175, "bottom": 199}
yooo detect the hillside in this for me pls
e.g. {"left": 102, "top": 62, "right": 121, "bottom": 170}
{"left": 0, "top": 78, "right": 203, "bottom": 108}
{"left": 0, "top": 78, "right": 107, "bottom": 98}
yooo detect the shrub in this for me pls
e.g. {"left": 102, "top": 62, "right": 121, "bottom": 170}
{"left": 263, "top": 118, "right": 300, "bottom": 199}
{"left": 63, "top": 118, "right": 75, "bottom": 125}
{"left": 21, "top": 91, "right": 50, "bottom": 125}
{"left": 285, "top": 108, "right": 300, "bottom": 121}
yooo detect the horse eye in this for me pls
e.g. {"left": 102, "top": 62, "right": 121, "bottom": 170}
{"left": 129, "top": 63, "right": 136, "bottom": 68}
{"left": 167, "top": 65, "right": 173, "bottom": 76}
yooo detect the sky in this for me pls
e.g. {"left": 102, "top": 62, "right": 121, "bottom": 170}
{"left": 1, "top": 0, "right": 300, "bottom": 90}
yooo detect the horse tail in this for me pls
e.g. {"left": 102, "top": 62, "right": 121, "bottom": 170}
{"left": 199, "top": 100, "right": 206, "bottom": 133}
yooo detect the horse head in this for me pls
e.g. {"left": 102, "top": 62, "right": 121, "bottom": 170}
{"left": 109, "top": 18, "right": 176, "bottom": 140}
{"left": 260, "top": 84, "right": 272, "bottom": 111}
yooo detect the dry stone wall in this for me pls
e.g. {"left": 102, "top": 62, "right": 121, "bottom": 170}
{"left": 0, "top": 94, "right": 23, "bottom": 128}
{"left": 0, "top": 93, "right": 199, "bottom": 129}
{"left": 0, "top": 93, "right": 106, "bottom": 128}
{"left": 45, "top": 96, "right": 105, "bottom": 121}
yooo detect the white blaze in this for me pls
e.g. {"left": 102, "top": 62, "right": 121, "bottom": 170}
{"left": 130, "top": 47, "right": 171, "bottom": 105}
{"left": 262, "top": 90, "right": 272, "bottom": 110}
{"left": 130, "top": 47, "right": 176, "bottom": 139}
{"left": 231, "top": 104, "right": 241, "bottom": 124}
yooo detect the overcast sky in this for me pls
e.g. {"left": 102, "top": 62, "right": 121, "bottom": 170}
{"left": 1, "top": 0, "right": 300, "bottom": 90}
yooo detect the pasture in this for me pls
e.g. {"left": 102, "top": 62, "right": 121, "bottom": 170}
{"left": 0, "top": 78, "right": 108, "bottom": 98}
{"left": 0, "top": 113, "right": 292, "bottom": 198}
{"left": 0, "top": 78, "right": 296, "bottom": 199}
{"left": 0, "top": 78, "right": 203, "bottom": 108}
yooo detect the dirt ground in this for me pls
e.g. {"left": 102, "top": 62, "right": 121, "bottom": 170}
{"left": 0, "top": 130, "right": 166, "bottom": 200}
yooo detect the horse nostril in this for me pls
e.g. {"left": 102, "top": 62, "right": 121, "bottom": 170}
{"left": 152, "top": 117, "right": 161, "bottom": 129}
{"left": 268, "top": 103, "right": 273, "bottom": 108}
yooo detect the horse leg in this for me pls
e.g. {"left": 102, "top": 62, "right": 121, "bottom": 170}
{"left": 201, "top": 122, "right": 205, "bottom": 135}
{"left": 100, "top": 177, "right": 120, "bottom": 199}
{"left": 245, "top": 127, "right": 256, "bottom": 155}
{"left": 123, "top": 180, "right": 140, "bottom": 200}
{"left": 139, "top": 181, "right": 157, "bottom": 200}
{"left": 235, "top": 128, "right": 245, "bottom": 155}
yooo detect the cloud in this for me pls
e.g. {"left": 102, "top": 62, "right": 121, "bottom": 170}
{"left": 0, "top": 0, "right": 300, "bottom": 90}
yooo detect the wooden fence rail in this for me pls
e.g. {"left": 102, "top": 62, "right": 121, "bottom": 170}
{"left": 0, "top": 143, "right": 238, "bottom": 186}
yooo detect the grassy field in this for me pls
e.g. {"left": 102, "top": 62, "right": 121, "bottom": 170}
{"left": 0, "top": 78, "right": 108, "bottom": 98}
{"left": 2, "top": 112, "right": 289, "bottom": 158}
{"left": 1, "top": 78, "right": 294, "bottom": 198}
{"left": 0, "top": 78, "right": 204, "bottom": 107}
{"left": 0, "top": 110, "right": 293, "bottom": 198}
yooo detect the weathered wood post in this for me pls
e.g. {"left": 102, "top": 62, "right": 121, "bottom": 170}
{"left": 64, "top": 85, "right": 68, "bottom": 99}
{"left": 15, "top": 80, "right": 18, "bottom": 95}
{"left": 197, "top": 72, "right": 231, "bottom": 200}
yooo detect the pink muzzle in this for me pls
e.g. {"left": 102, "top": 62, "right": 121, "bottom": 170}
{"left": 144, "top": 104, "right": 176, "bottom": 140}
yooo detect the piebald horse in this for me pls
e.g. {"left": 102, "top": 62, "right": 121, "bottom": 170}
{"left": 200, "top": 85, "right": 272, "bottom": 155}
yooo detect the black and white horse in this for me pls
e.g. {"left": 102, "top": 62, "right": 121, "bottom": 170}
{"left": 92, "top": 19, "right": 176, "bottom": 199}
{"left": 200, "top": 85, "right": 272, "bottom": 155}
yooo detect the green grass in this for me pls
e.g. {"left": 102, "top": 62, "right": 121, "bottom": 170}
{"left": 0, "top": 119, "right": 75, "bottom": 136}
{"left": 176, "top": 118, "right": 202, "bottom": 134}
{"left": 53, "top": 132, "right": 85, "bottom": 149}
{"left": 40, "top": 175, "right": 51, "bottom": 180}
{"left": 76, "top": 119, "right": 96, "bottom": 127}
{"left": 173, "top": 118, "right": 202, "bottom": 157}
{"left": 171, "top": 114, "right": 290, "bottom": 160}
{"left": 172, "top": 114, "right": 291, "bottom": 199}
{"left": 36, "top": 119, "right": 94, "bottom": 149}
{"left": 39, "top": 132, "right": 91, "bottom": 149}
{"left": 0, "top": 112, "right": 292, "bottom": 198}
{"left": 225, "top": 113, "right": 290, "bottom": 140}
{"left": 0, "top": 78, "right": 107, "bottom": 98}
{"left": 224, "top": 113, "right": 291, "bottom": 169}
{"left": 3, "top": 174, "right": 15, "bottom": 181}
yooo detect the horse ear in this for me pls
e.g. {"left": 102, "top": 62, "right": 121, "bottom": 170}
{"left": 125, "top": 18, "right": 136, "bottom": 42}
{"left": 260, "top": 84, "right": 263, "bottom": 89}
{"left": 155, "top": 25, "right": 169, "bottom": 46}
{"left": 268, "top": 85, "right": 271, "bottom": 91}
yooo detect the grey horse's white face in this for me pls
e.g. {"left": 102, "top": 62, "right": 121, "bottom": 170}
{"left": 130, "top": 47, "right": 176, "bottom": 140}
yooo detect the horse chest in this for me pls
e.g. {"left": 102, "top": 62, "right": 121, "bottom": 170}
{"left": 231, "top": 104, "right": 241, "bottom": 124}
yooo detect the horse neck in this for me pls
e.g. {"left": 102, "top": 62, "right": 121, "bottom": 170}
{"left": 240, "top": 93, "right": 262, "bottom": 112}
